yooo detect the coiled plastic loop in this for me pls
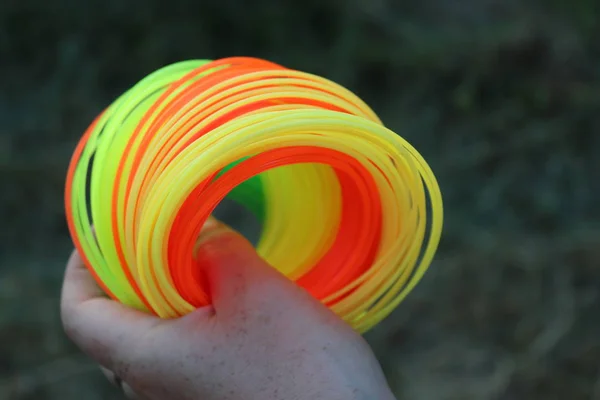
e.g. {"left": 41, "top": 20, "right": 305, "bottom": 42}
{"left": 64, "top": 57, "right": 443, "bottom": 333}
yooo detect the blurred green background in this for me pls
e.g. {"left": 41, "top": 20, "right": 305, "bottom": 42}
{"left": 1, "top": 0, "right": 599, "bottom": 399}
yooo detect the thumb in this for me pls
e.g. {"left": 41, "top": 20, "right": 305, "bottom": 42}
{"left": 195, "top": 217, "right": 297, "bottom": 314}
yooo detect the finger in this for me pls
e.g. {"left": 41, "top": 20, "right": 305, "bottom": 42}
{"left": 100, "top": 367, "right": 139, "bottom": 399}
{"left": 122, "top": 381, "right": 139, "bottom": 399}
{"left": 195, "top": 219, "right": 302, "bottom": 315}
{"left": 60, "top": 249, "right": 164, "bottom": 372}
{"left": 100, "top": 366, "right": 119, "bottom": 387}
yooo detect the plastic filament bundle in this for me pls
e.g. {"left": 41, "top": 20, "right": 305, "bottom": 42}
{"left": 64, "top": 57, "right": 443, "bottom": 334}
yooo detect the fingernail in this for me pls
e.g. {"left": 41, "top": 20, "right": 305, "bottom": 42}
{"left": 122, "top": 381, "right": 139, "bottom": 399}
{"left": 196, "top": 216, "right": 231, "bottom": 245}
{"left": 203, "top": 215, "right": 221, "bottom": 231}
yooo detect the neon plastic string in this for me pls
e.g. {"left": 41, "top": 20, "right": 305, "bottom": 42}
{"left": 64, "top": 57, "right": 444, "bottom": 334}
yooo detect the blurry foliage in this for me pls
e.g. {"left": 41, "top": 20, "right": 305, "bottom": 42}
{"left": 0, "top": 0, "right": 599, "bottom": 399}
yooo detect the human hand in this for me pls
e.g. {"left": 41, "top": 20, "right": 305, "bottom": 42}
{"left": 60, "top": 217, "right": 397, "bottom": 400}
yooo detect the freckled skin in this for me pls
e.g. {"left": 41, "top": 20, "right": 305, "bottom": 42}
{"left": 60, "top": 219, "right": 397, "bottom": 400}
